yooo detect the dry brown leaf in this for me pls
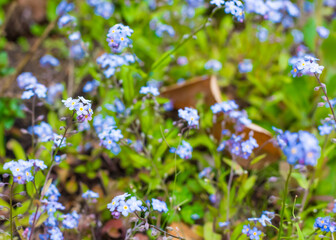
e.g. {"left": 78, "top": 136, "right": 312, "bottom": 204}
{"left": 101, "top": 219, "right": 125, "bottom": 238}
{"left": 168, "top": 222, "right": 202, "bottom": 240}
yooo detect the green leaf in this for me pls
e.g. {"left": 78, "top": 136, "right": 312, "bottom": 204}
{"left": 204, "top": 222, "right": 221, "bottom": 240}
{"left": 237, "top": 175, "right": 257, "bottom": 202}
{"left": 7, "top": 139, "right": 26, "bottom": 160}
{"left": 295, "top": 223, "right": 304, "bottom": 240}
{"left": 41, "top": 178, "right": 53, "bottom": 197}
{"left": 291, "top": 172, "right": 308, "bottom": 189}
{"left": 303, "top": 18, "right": 316, "bottom": 51}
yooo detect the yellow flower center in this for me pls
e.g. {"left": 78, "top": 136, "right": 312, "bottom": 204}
{"left": 253, "top": 232, "right": 257, "bottom": 236}
{"left": 120, "top": 37, "right": 124, "bottom": 41}
{"left": 291, "top": 148, "right": 297, "bottom": 154}
{"left": 124, "top": 206, "right": 128, "bottom": 210}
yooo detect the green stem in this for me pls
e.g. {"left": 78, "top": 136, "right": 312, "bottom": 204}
{"left": 314, "top": 73, "right": 336, "bottom": 125}
{"left": 278, "top": 165, "right": 293, "bottom": 240}
{"left": 9, "top": 183, "right": 14, "bottom": 240}
{"left": 150, "top": 7, "right": 221, "bottom": 72}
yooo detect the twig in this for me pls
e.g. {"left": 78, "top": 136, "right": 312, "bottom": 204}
{"left": 1, "top": 15, "right": 61, "bottom": 95}
{"left": 0, "top": 0, "right": 17, "bottom": 37}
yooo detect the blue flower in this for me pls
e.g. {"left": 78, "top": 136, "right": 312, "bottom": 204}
{"left": 238, "top": 59, "right": 253, "bottom": 73}
{"left": 291, "top": 29, "right": 304, "bottom": 43}
{"left": 40, "top": 55, "right": 59, "bottom": 67}
{"left": 178, "top": 107, "right": 199, "bottom": 127}
{"left": 248, "top": 227, "right": 262, "bottom": 240}
{"left": 3, "top": 160, "right": 33, "bottom": 184}
{"left": 30, "top": 159, "right": 47, "bottom": 171}
{"left": 204, "top": 59, "right": 222, "bottom": 71}
{"left": 82, "top": 190, "right": 99, "bottom": 199}
{"left": 256, "top": 26, "right": 268, "bottom": 42}
{"left": 198, "top": 167, "right": 212, "bottom": 178}
{"left": 210, "top": 0, "right": 225, "bottom": 7}
{"left": 45, "top": 184, "right": 61, "bottom": 202}
{"left": 106, "top": 24, "right": 133, "bottom": 53}
{"left": 70, "top": 43, "right": 86, "bottom": 60}
{"left": 62, "top": 211, "right": 80, "bottom": 229}
{"left": 314, "top": 217, "right": 331, "bottom": 232}
{"left": 48, "top": 227, "right": 63, "bottom": 240}
{"left": 83, "top": 80, "right": 99, "bottom": 93}
{"left": 317, "top": 26, "right": 330, "bottom": 39}
{"left": 17, "top": 72, "right": 37, "bottom": 89}
{"left": 219, "top": 221, "right": 229, "bottom": 227}
{"left": 224, "top": 0, "right": 244, "bottom": 22}
{"left": 29, "top": 121, "right": 54, "bottom": 142}
{"left": 47, "top": 83, "right": 64, "bottom": 104}
{"left": 274, "top": 129, "right": 321, "bottom": 166}
{"left": 126, "top": 196, "right": 143, "bottom": 212}
{"left": 152, "top": 198, "right": 168, "bottom": 213}
{"left": 56, "top": 0, "right": 74, "bottom": 15}
{"left": 21, "top": 82, "right": 47, "bottom": 99}
{"left": 150, "top": 20, "right": 175, "bottom": 37}
{"left": 94, "top": 1, "right": 114, "bottom": 19}
{"left": 291, "top": 55, "right": 324, "bottom": 77}
{"left": 173, "top": 140, "right": 193, "bottom": 159}
{"left": 58, "top": 14, "right": 76, "bottom": 28}
{"left": 140, "top": 86, "right": 160, "bottom": 96}
{"left": 242, "top": 224, "right": 251, "bottom": 234}
{"left": 117, "top": 201, "right": 131, "bottom": 216}
{"left": 211, "top": 100, "right": 238, "bottom": 114}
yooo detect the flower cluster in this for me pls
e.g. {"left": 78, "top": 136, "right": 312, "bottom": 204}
{"left": 98, "top": 126, "right": 123, "bottom": 155}
{"left": 211, "top": 100, "right": 238, "bottom": 114}
{"left": 178, "top": 107, "right": 200, "bottom": 127}
{"left": 245, "top": 0, "right": 300, "bottom": 28}
{"left": 242, "top": 225, "right": 262, "bottom": 240}
{"left": 62, "top": 96, "right": 93, "bottom": 123}
{"left": 211, "top": 100, "right": 252, "bottom": 131}
{"left": 170, "top": 140, "right": 193, "bottom": 159}
{"left": 140, "top": 85, "right": 160, "bottom": 96}
{"left": 238, "top": 59, "right": 253, "bottom": 73}
{"left": 82, "top": 190, "right": 99, "bottom": 200}
{"left": 314, "top": 217, "right": 336, "bottom": 233}
{"left": 107, "top": 194, "right": 168, "bottom": 219}
{"left": 273, "top": 128, "right": 321, "bottom": 166}
{"left": 224, "top": 0, "right": 245, "bottom": 22}
{"left": 24, "top": 183, "right": 80, "bottom": 240}
{"left": 318, "top": 120, "right": 335, "bottom": 136}
{"left": 106, "top": 24, "right": 134, "bottom": 53}
{"left": 96, "top": 53, "right": 136, "bottom": 78}
{"left": 218, "top": 134, "right": 259, "bottom": 159}
{"left": 3, "top": 159, "right": 46, "bottom": 184}
{"left": 204, "top": 59, "right": 222, "bottom": 71}
{"left": 291, "top": 55, "right": 324, "bottom": 77}
{"left": 87, "top": 0, "right": 114, "bottom": 19}
{"left": 17, "top": 72, "right": 47, "bottom": 99}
